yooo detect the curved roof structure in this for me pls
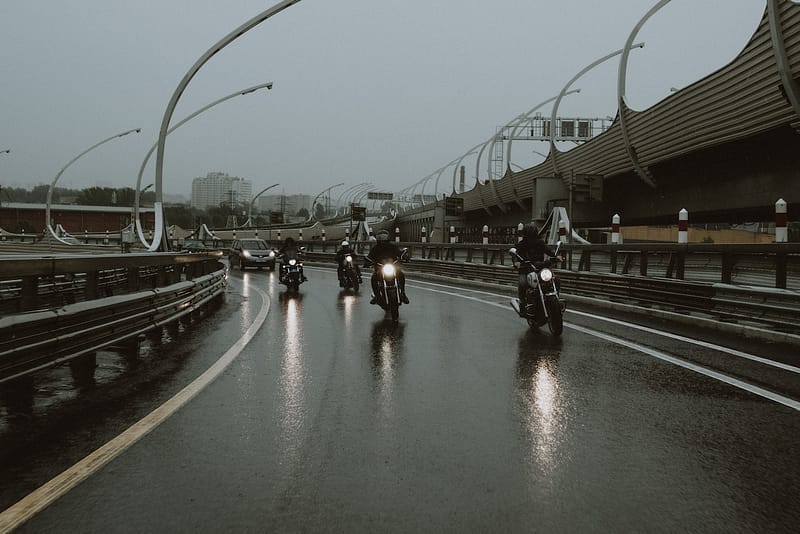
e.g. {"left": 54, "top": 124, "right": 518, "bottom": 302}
{"left": 458, "top": 0, "right": 800, "bottom": 213}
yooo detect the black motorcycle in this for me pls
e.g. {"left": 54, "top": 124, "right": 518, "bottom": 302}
{"left": 278, "top": 247, "right": 306, "bottom": 292}
{"left": 509, "top": 242, "right": 565, "bottom": 336}
{"left": 340, "top": 253, "right": 362, "bottom": 291}
{"left": 365, "top": 250, "right": 408, "bottom": 322}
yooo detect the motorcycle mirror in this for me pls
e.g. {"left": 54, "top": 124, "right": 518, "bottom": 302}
{"left": 400, "top": 248, "right": 410, "bottom": 261}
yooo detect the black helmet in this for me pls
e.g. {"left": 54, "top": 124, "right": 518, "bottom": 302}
{"left": 284, "top": 237, "right": 296, "bottom": 246}
{"left": 522, "top": 223, "right": 540, "bottom": 240}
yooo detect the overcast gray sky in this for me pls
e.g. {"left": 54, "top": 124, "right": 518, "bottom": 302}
{"left": 1, "top": 1, "right": 765, "bottom": 200}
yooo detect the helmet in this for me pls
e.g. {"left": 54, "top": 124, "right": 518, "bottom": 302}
{"left": 522, "top": 223, "right": 540, "bottom": 240}
{"left": 341, "top": 240, "right": 349, "bottom": 247}
{"left": 376, "top": 230, "right": 390, "bottom": 241}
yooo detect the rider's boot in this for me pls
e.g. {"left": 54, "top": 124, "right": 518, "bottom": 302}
{"left": 400, "top": 291, "right": 410, "bottom": 304}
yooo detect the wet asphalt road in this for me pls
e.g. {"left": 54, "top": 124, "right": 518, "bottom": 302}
{"left": 1, "top": 264, "right": 799, "bottom": 532}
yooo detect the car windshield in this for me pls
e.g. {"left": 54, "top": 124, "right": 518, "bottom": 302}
{"left": 242, "top": 240, "right": 268, "bottom": 251}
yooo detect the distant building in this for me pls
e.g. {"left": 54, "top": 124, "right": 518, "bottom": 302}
{"left": 257, "top": 194, "right": 312, "bottom": 216}
{"left": 191, "top": 172, "right": 252, "bottom": 210}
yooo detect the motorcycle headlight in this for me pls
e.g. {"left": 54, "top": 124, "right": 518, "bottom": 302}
{"left": 289, "top": 259, "right": 297, "bottom": 266}
{"left": 345, "top": 255, "right": 352, "bottom": 263}
{"left": 539, "top": 268, "right": 553, "bottom": 282}
{"left": 382, "top": 264, "right": 396, "bottom": 277}
{"left": 269, "top": 250, "right": 275, "bottom": 257}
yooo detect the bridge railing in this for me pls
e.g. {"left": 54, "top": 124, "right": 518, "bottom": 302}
{"left": 0, "top": 252, "right": 226, "bottom": 383}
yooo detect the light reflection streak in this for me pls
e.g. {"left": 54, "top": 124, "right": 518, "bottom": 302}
{"left": 370, "top": 322, "right": 405, "bottom": 423}
{"left": 278, "top": 295, "right": 306, "bottom": 463}
{"left": 516, "top": 334, "right": 564, "bottom": 479}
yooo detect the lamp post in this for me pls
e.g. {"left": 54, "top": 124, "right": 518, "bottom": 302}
{"left": 550, "top": 42, "right": 644, "bottom": 180}
{"left": 135, "top": 81, "right": 273, "bottom": 248}
{"left": 247, "top": 182, "right": 280, "bottom": 227}
{"left": 310, "top": 182, "right": 344, "bottom": 222}
{"left": 0, "top": 149, "right": 9, "bottom": 155}
{"left": 46, "top": 128, "right": 141, "bottom": 244}
{"left": 152, "top": 0, "right": 301, "bottom": 251}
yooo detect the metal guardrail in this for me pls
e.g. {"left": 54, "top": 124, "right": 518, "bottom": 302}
{"left": 302, "top": 241, "right": 800, "bottom": 332}
{"left": 0, "top": 252, "right": 226, "bottom": 383}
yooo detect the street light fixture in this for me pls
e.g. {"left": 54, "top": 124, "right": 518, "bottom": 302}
{"left": 46, "top": 128, "right": 141, "bottom": 244}
{"left": 152, "top": 0, "right": 301, "bottom": 251}
{"left": 246, "top": 182, "right": 280, "bottom": 227}
{"left": 309, "top": 182, "right": 344, "bottom": 222}
{"left": 0, "top": 149, "right": 9, "bottom": 155}
{"left": 135, "top": 81, "right": 274, "bottom": 248}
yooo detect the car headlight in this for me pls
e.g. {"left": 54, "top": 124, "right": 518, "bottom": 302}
{"left": 289, "top": 259, "right": 297, "bottom": 266}
{"left": 382, "top": 264, "right": 396, "bottom": 277}
{"left": 539, "top": 268, "right": 553, "bottom": 282}
{"left": 269, "top": 251, "right": 275, "bottom": 257}
{"left": 242, "top": 250, "right": 252, "bottom": 259}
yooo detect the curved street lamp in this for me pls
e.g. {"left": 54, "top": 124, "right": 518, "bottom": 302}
{"left": 550, "top": 42, "right": 644, "bottom": 180}
{"left": 46, "top": 128, "right": 141, "bottom": 244}
{"left": 134, "top": 81, "right": 273, "bottom": 247}
{"left": 309, "top": 182, "right": 344, "bottom": 222}
{"left": 0, "top": 149, "right": 9, "bottom": 155}
{"left": 246, "top": 182, "right": 280, "bottom": 227}
{"left": 152, "top": 0, "right": 301, "bottom": 251}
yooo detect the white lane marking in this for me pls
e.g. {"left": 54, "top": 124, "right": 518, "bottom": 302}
{"left": 407, "top": 281, "right": 800, "bottom": 412}
{"left": 568, "top": 323, "right": 800, "bottom": 412}
{"left": 0, "top": 279, "right": 271, "bottom": 532}
{"left": 409, "top": 280, "right": 800, "bottom": 373}
{"left": 567, "top": 309, "right": 800, "bottom": 374}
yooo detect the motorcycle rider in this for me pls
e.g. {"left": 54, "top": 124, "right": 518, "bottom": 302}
{"left": 365, "top": 230, "right": 409, "bottom": 305}
{"left": 278, "top": 236, "right": 307, "bottom": 282}
{"left": 335, "top": 240, "right": 363, "bottom": 287}
{"left": 513, "top": 223, "right": 561, "bottom": 314}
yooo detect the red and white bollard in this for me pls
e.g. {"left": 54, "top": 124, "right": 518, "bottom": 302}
{"left": 558, "top": 220, "right": 567, "bottom": 242}
{"left": 368, "top": 227, "right": 374, "bottom": 240}
{"left": 449, "top": 225, "right": 456, "bottom": 244}
{"left": 517, "top": 222, "right": 524, "bottom": 242}
{"left": 421, "top": 226, "right": 427, "bottom": 243}
{"left": 482, "top": 225, "right": 489, "bottom": 245}
{"left": 299, "top": 228, "right": 303, "bottom": 241}
{"left": 105, "top": 230, "right": 110, "bottom": 245}
{"left": 678, "top": 208, "right": 689, "bottom": 244}
{"left": 611, "top": 214, "right": 620, "bottom": 244}
{"left": 254, "top": 228, "right": 258, "bottom": 239}
{"left": 775, "top": 198, "right": 788, "bottom": 243}
{"left": 277, "top": 229, "right": 281, "bottom": 241}
{"left": 322, "top": 228, "right": 326, "bottom": 242}
{"left": 345, "top": 228, "right": 349, "bottom": 240}
{"left": 395, "top": 227, "right": 400, "bottom": 243}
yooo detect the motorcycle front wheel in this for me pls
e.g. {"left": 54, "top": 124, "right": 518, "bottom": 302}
{"left": 545, "top": 296, "right": 563, "bottom": 336}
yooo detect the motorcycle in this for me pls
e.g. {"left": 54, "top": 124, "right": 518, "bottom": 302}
{"left": 366, "top": 249, "right": 408, "bottom": 322}
{"left": 340, "top": 253, "right": 361, "bottom": 292}
{"left": 509, "top": 242, "right": 565, "bottom": 336}
{"left": 278, "top": 246, "right": 306, "bottom": 292}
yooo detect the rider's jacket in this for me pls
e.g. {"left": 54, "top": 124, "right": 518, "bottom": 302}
{"left": 515, "top": 237, "right": 555, "bottom": 273}
{"left": 366, "top": 241, "right": 402, "bottom": 266}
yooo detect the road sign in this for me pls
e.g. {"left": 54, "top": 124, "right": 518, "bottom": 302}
{"left": 351, "top": 205, "right": 366, "bottom": 221}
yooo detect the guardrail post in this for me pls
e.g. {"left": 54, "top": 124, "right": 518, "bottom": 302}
{"left": 85, "top": 271, "right": 99, "bottom": 300}
{"left": 611, "top": 214, "right": 620, "bottom": 244}
{"left": 775, "top": 198, "right": 788, "bottom": 243}
{"left": 20, "top": 275, "right": 38, "bottom": 312}
{"left": 721, "top": 252, "right": 734, "bottom": 284}
{"left": 517, "top": 223, "right": 523, "bottom": 242}
{"left": 421, "top": 226, "right": 427, "bottom": 243}
{"left": 395, "top": 227, "right": 400, "bottom": 243}
{"left": 482, "top": 225, "right": 489, "bottom": 245}
{"left": 776, "top": 252, "right": 787, "bottom": 289}
{"left": 104, "top": 230, "right": 109, "bottom": 245}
